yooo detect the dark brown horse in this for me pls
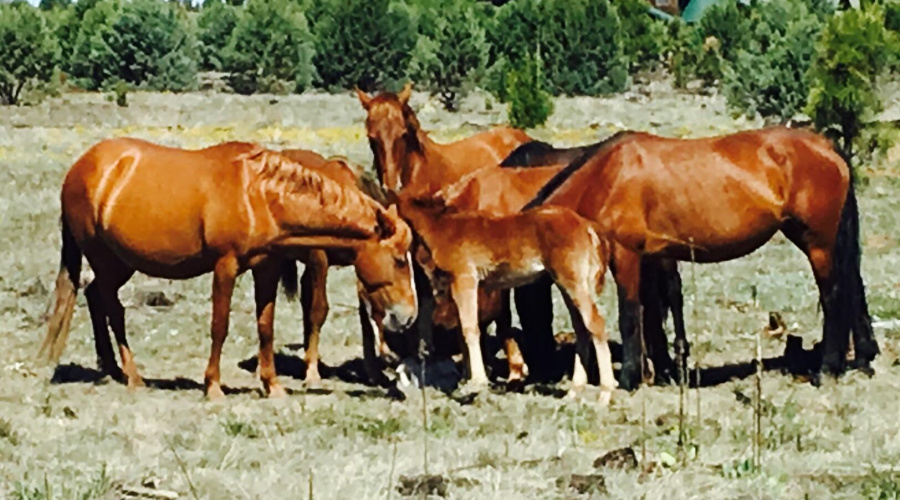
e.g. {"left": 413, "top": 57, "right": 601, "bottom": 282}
{"left": 501, "top": 137, "right": 687, "bottom": 384}
{"left": 524, "top": 127, "right": 879, "bottom": 389}
{"left": 358, "top": 83, "right": 536, "bottom": 383}
{"left": 40, "top": 138, "right": 417, "bottom": 399}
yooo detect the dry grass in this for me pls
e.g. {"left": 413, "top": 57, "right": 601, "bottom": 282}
{"left": 1, "top": 85, "right": 899, "bottom": 499}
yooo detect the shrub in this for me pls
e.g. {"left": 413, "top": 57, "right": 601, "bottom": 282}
{"left": 221, "top": 0, "right": 315, "bottom": 94}
{"left": 484, "top": 0, "right": 541, "bottom": 101}
{"left": 615, "top": 0, "right": 668, "bottom": 72}
{"left": 312, "top": 0, "right": 416, "bottom": 91}
{"left": 196, "top": 0, "right": 239, "bottom": 71}
{"left": 723, "top": 0, "right": 828, "bottom": 122}
{"left": 408, "top": 0, "right": 489, "bottom": 111}
{"left": 506, "top": 50, "right": 553, "bottom": 130}
{"left": 0, "top": 2, "right": 60, "bottom": 105}
{"left": 69, "top": 0, "right": 198, "bottom": 91}
{"left": 807, "top": 1, "right": 899, "bottom": 161}
{"left": 541, "top": 0, "right": 628, "bottom": 95}
{"left": 678, "top": 0, "right": 752, "bottom": 85}
{"left": 665, "top": 20, "right": 705, "bottom": 88}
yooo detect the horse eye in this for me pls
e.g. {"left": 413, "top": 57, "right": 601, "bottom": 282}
{"left": 395, "top": 257, "right": 406, "bottom": 269}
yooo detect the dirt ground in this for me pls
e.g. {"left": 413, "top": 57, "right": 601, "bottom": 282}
{"left": 1, "top": 84, "right": 899, "bottom": 499}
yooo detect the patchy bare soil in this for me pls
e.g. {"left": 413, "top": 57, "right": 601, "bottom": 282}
{"left": 1, "top": 85, "right": 899, "bottom": 499}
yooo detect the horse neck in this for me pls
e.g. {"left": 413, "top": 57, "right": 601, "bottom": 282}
{"left": 403, "top": 132, "right": 463, "bottom": 196}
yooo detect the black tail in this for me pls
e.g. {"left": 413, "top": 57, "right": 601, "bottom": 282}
{"left": 280, "top": 260, "right": 299, "bottom": 301}
{"left": 39, "top": 217, "right": 83, "bottom": 362}
{"left": 832, "top": 156, "right": 879, "bottom": 367}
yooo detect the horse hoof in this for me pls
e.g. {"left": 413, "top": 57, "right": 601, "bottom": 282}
{"left": 267, "top": 384, "right": 287, "bottom": 399}
{"left": 206, "top": 384, "right": 226, "bottom": 401}
{"left": 598, "top": 390, "right": 613, "bottom": 407}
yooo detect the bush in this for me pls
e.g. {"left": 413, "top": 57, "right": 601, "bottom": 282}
{"left": 807, "top": 1, "right": 900, "bottom": 161}
{"left": 675, "top": 0, "right": 752, "bottom": 85}
{"left": 723, "top": 0, "right": 828, "bottom": 122}
{"left": 615, "top": 0, "right": 668, "bottom": 72}
{"left": 488, "top": 0, "right": 627, "bottom": 97}
{"left": 221, "top": 0, "right": 315, "bottom": 94}
{"left": 506, "top": 50, "right": 553, "bottom": 130}
{"left": 0, "top": 2, "right": 60, "bottom": 105}
{"left": 69, "top": 0, "right": 198, "bottom": 91}
{"left": 408, "top": 0, "right": 489, "bottom": 111}
{"left": 313, "top": 0, "right": 416, "bottom": 91}
{"left": 197, "top": 0, "right": 239, "bottom": 71}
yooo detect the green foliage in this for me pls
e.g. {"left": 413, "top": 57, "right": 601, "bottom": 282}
{"left": 723, "top": 0, "right": 828, "bottom": 122}
{"left": 615, "top": 0, "right": 668, "bottom": 72}
{"left": 408, "top": 0, "right": 488, "bottom": 111}
{"left": 0, "top": 2, "right": 60, "bottom": 105}
{"left": 38, "top": 0, "right": 70, "bottom": 11}
{"left": 221, "top": 0, "right": 315, "bottom": 94}
{"left": 506, "top": 50, "right": 553, "bottom": 129}
{"left": 196, "top": 0, "right": 238, "bottom": 71}
{"left": 69, "top": 0, "right": 197, "bottom": 91}
{"left": 807, "top": 2, "right": 900, "bottom": 160}
{"left": 312, "top": 0, "right": 416, "bottom": 91}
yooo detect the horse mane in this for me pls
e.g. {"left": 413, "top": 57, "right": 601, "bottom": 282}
{"left": 499, "top": 140, "right": 556, "bottom": 167}
{"left": 522, "top": 130, "right": 635, "bottom": 211}
{"left": 244, "top": 149, "right": 381, "bottom": 238}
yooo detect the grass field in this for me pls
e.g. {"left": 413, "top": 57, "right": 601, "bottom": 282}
{"left": 1, "top": 86, "right": 899, "bottom": 499}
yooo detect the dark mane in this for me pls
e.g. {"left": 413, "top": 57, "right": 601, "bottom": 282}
{"left": 522, "top": 131, "right": 634, "bottom": 211}
{"left": 500, "top": 141, "right": 556, "bottom": 167}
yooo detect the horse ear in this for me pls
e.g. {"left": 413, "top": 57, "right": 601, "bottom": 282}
{"left": 375, "top": 207, "right": 397, "bottom": 240}
{"left": 397, "top": 82, "right": 413, "bottom": 106}
{"left": 356, "top": 87, "right": 373, "bottom": 110}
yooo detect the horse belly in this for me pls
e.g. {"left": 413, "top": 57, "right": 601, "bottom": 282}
{"left": 480, "top": 260, "right": 544, "bottom": 290}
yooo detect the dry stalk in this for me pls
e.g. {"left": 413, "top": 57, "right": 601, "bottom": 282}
{"left": 754, "top": 327, "right": 763, "bottom": 470}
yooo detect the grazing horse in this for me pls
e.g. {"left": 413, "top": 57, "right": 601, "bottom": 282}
{"left": 358, "top": 83, "right": 535, "bottom": 383}
{"left": 525, "top": 127, "right": 879, "bottom": 390}
{"left": 39, "top": 138, "right": 417, "bottom": 399}
{"left": 397, "top": 194, "right": 616, "bottom": 397}
{"left": 276, "top": 148, "right": 392, "bottom": 384}
{"left": 501, "top": 137, "right": 688, "bottom": 385}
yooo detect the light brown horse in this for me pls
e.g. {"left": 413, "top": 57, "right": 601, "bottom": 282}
{"left": 397, "top": 193, "right": 616, "bottom": 395}
{"left": 276, "top": 149, "right": 393, "bottom": 384}
{"left": 358, "top": 83, "right": 536, "bottom": 383}
{"left": 525, "top": 127, "right": 879, "bottom": 389}
{"left": 39, "top": 138, "right": 417, "bottom": 399}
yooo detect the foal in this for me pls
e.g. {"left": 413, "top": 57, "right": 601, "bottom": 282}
{"left": 41, "top": 138, "right": 417, "bottom": 399}
{"left": 397, "top": 195, "right": 616, "bottom": 395}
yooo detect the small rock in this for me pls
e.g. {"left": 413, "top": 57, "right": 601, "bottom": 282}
{"left": 593, "top": 447, "right": 638, "bottom": 470}
{"left": 557, "top": 474, "right": 607, "bottom": 495}
{"left": 143, "top": 291, "right": 174, "bottom": 308}
{"left": 397, "top": 474, "right": 447, "bottom": 497}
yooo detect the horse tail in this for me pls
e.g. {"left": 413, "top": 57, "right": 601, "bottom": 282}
{"left": 832, "top": 153, "right": 879, "bottom": 364}
{"left": 39, "top": 217, "right": 82, "bottom": 363}
{"left": 280, "top": 260, "right": 299, "bottom": 301}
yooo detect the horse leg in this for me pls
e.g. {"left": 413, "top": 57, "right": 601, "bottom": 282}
{"left": 301, "top": 250, "right": 329, "bottom": 384}
{"left": 611, "top": 245, "right": 648, "bottom": 391}
{"left": 559, "top": 287, "right": 616, "bottom": 405}
{"left": 639, "top": 258, "right": 674, "bottom": 385}
{"left": 359, "top": 289, "right": 389, "bottom": 386}
{"left": 205, "top": 255, "right": 238, "bottom": 400}
{"left": 252, "top": 260, "right": 285, "bottom": 398}
{"left": 451, "top": 275, "right": 489, "bottom": 387}
{"left": 660, "top": 258, "right": 688, "bottom": 385}
{"left": 513, "top": 274, "right": 556, "bottom": 383}
{"left": 498, "top": 290, "right": 527, "bottom": 384}
{"left": 84, "top": 281, "right": 122, "bottom": 380}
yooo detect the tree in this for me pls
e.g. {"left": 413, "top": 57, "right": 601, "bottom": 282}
{"left": 312, "top": 0, "right": 416, "bottom": 91}
{"left": 807, "top": 1, "right": 899, "bottom": 161}
{"left": 615, "top": 0, "right": 667, "bottom": 72}
{"left": 408, "top": 0, "right": 489, "bottom": 111}
{"left": 506, "top": 49, "right": 553, "bottom": 129}
{"left": 197, "top": 0, "right": 239, "bottom": 71}
{"left": 0, "top": 2, "right": 60, "bottom": 105}
{"left": 221, "top": 0, "right": 315, "bottom": 94}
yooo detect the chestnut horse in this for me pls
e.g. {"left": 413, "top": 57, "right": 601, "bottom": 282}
{"left": 501, "top": 138, "right": 688, "bottom": 385}
{"left": 397, "top": 194, "right": 616, "bottom": 397}
{"left": 525, "top": 127, "right": 879, "bottom": 389}
{"left": 358, "top": 83, "right": 536, "bottom": 383}
{"left": 39, "top": 138, "right": 417, "bottom": 399}
{"left": 276, "top": 149, "right": 392, "bottom": 384}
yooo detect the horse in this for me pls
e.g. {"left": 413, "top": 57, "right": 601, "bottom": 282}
{"left": 276, "top": 148, "right": 393, "bottom": 384}
{"left": 500, "top": 137, "right": 688, "bottom": 385}
{"left": 396, "top": 193, "right": 616, "bottom": 398}
{"left": 524, "top": 126, "right": 879, "bottom": 390}
{"left": 39, "top": 138, "right": 417, "bottom": 399}
{"left": 358, "top": 83, "right": 536, "bottom": 383}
